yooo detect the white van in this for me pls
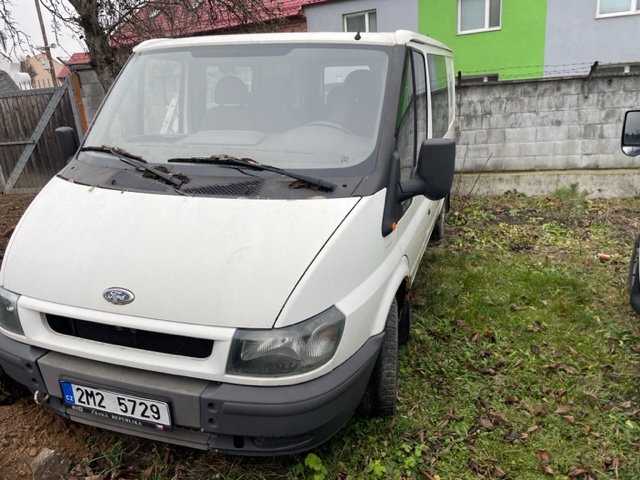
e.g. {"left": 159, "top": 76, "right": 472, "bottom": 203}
{"left": 0, "top": 31, "right": 455, "bottom": 454}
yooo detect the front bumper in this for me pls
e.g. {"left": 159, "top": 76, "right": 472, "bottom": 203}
{"left": 0, "top": 332, "right": 382, "bottom": 455}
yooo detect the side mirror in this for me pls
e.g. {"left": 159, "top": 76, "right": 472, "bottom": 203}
{"left": 398, "top": 138, "right": 455, "bottom": 201}
{"left": 621, "top": 110, "right": 640, "bottom": 157}
{"left": 55, "top": 127, "right": 79, "bottom": 164}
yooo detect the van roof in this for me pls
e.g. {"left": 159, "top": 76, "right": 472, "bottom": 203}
{"left": 133, "top": 30, "right": 452, "bottom": 53}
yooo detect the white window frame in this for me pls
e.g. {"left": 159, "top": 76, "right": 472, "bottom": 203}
{"left": 457, "top": 0, "right": 501, "bottom": 35}
{"left": 596, "top": 0, "right": 640, "bottom": 18}
{"left": 343, "top": 10, "right": 377, "bottom": 33}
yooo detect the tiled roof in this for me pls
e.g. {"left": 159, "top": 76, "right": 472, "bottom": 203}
{"left": 301, "top": 0, "right": 340, "bottom": 5}
{"left": 57, "top": 52, "right": 91, "bottom": 79}
{"left": 114, "top": 0, "right": 308, "bottom": 47}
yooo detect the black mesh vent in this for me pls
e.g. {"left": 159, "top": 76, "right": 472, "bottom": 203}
{"left": 182, "top": 180, "right": 264, "bottom": 196}
{"left": 46, "top": 315, "right": 213, "bottom": 359}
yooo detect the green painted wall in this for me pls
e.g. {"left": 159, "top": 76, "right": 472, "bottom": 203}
{"left": 419, "top": 0, "right": 547, "bottom": 80}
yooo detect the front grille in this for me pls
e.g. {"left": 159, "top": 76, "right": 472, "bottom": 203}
{"left": 46, "top": 314, "right": 213, "bottom": 359}
{"left": 182, "top": 180, "right": 264, "bottom": 196}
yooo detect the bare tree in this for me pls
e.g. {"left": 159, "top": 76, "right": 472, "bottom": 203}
{"left": 1, "top": 0, "right": 286, "bottom": 91}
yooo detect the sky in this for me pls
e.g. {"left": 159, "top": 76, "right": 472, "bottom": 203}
{"left": 6, "top": 0, "right": 86, "bottom": 63}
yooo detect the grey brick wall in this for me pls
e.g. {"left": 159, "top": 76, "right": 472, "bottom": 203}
{"left": 456, "top": 74, "right": 640, "bottom": 175}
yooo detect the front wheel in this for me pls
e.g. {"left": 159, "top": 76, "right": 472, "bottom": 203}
{"left": 360, "top": 298, "right": 398, "bottom": 417}
{"left": 431, "top": 196, "right": 449, "bottom": 241}
{"left": 628, "top": 233, "right": 640, "bottom": 314}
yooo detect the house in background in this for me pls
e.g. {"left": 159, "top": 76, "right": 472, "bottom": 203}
{"left": 544, "top": 0, "right": 640, "bottom": 77}
{"left": 22, "top": 53, "right": 65, "bottom": 88}
{"left": 420, "top": 0, "right": 546, "bottom": 81}
{"left": 304, "top": 0, "right": 640, "bottom": 81}
{"left": 303, "top": 0, "right": 417, "bottom": 32}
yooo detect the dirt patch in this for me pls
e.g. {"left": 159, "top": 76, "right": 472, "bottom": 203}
{"left": 0, "top": 194, "right": 95, "bottom": 479}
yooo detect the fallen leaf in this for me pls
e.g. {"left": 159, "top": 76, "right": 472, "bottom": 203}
{"left": 566, "top": 345, "right": 577, "bottom": 355}
{"left": 536, "top": 449, "right": 554, "bottom": 476}
{"left": 477, "top": 418, "right": 494, "bottom": 430}
{"left": 582, "top": 390, "right": 599, "bottom": 404}
{"left": 554, "top": 406, "right": 571, "bottom": 414}
{"left": 494, "top": 466, "right": 506, "bottom": 478}
{"left": 561, "top": 366, "right": 576, "bottom": 375}
{"left": 526, "top": 425, "right": 540, "bottom": 433}
{"left": 555, "top": 388, "right": 567, "bottom": 398}
{"left": 503, "top": 429, "right": 517, "bottom": 442}
{"left": 582, "top": 425, "right": 591, "bottom": 436}
{"left": 489, "top": 411, "right": 510, "bottom": 424}
{"left": 505, "top": 395, "right": 519, "bottom": 405}
{"left": 532, "top": 321, "right": 542, "bottom": 331}
{"left": 562, "top": 415, "right": 575, "bottom": 423}
{"left": 618, "top": 400, "right": 632, "bottom": 409}
{"left": 568, "top": 466, "right": 591, "bottom": 477}
{"left": 531, "top": 344, "right": 540, "bottom": 355}
{"left": 479, "top": 367, "right": 496, "bottom": 376}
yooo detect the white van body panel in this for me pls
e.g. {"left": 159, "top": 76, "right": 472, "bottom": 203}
{"left": 278, "top": 190, "right": 438, "bottom": 366}
{"left": 1, "top": 177, "right": 359, "bottom": 329}
{"left": 133, "top": 30, "right": 452, "bottom": 53}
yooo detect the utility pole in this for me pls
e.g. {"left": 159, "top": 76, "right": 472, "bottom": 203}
{"left": 34, "top": 0, "right": 58, "bottom": 87}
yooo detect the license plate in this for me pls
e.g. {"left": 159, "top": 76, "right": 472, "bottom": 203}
{"left": 60, "top": 381, "right": 172, "bottom": 430}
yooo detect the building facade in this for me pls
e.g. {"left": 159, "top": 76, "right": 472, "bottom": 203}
{"left": 303, "top": 0, "right": 417, "bottom": 33}
{"left": 305, "top": 0, "right": 640, "bottom": 81}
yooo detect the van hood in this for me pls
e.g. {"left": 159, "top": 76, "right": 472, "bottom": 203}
{"left": 1, "top": 178, "right": 359, "bottom": 328}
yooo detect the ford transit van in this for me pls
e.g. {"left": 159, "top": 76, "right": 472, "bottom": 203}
{"left": 0, "top": 31, "right": 455, "bottom": 455}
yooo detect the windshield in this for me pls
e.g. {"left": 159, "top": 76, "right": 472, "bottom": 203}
{"left": 83, "top": 44, "right": 390, "bottom": 174}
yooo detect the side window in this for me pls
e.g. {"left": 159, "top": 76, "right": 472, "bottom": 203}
{"left": 458, "top": 0, "right": 501, "bottom": 33}
{"left": 413, "top": 51, "right": 428, "bottom": 149}
{"left": 597, "top": 0, "right": 639, "bottom": 16}
{"left": 107, "top": 58, "right": 182, "bottom": 140}
{"left": 395, "top": 52, "right": 416, "bottom": 182}
{"left": 344, "top": 10, "right": 377, "bottom": 32}
{"left": 143, "top": 59, "right": 182, "bottom": 134}
{"left": 428, "top": 54, "right": 451, "bottom": 138}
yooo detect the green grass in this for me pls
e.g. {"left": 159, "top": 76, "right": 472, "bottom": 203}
{"left": 69, "top": 192, "right": 640, "bottom": 479}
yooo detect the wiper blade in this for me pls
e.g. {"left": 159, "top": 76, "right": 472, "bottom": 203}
{"left": 167, "top": 155, "right": 336, "bottom": 192}
{"left": 80, "top": 145, "right": 186, "bottom": 187}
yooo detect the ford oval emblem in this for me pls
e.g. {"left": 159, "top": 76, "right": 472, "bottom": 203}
{"left": 103, "top": 288, "right": 135, "bottom": 305}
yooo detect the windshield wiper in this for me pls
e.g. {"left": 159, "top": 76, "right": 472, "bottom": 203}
{"left": 80, "top": 145, "right": 186, "bottom": 187}
{"left": 167, "top": 155, "right": 336, "bottom": 192}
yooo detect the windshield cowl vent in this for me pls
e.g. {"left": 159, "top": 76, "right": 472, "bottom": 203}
{"left": 182, "top": 180, "right": 264, "bottom": 196}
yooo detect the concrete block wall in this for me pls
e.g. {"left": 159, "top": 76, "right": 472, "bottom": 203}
{"left": 76, "top": 68, "right": 105, "bottom": 125}
{"left": 454, "top": 74, "right": 640, "bottom": 197}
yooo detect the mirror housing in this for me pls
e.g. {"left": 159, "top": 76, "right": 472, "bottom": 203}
{"left": 621, "top": 110, "right": 640, "bottom": 157}
{"left": 398, "top": 138, "right": 455, "bottom": 202}
{"left": 55, "top": 127, "right": 79, "bottom": 164}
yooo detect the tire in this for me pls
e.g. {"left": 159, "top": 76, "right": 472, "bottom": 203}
{"left": 628, "top": 233, "right": 640, "bottom": 314}
{"left": 360, "top": 298, "right": 398, "bottom": 417}
{"left": 431, "top": 196, "right": 449, "bottom": 241}
{"left": 628, "top": 233, "right": 640, "bottom": 293}
{"left": 398, "top": 297, "right": 411, "bottom": 346}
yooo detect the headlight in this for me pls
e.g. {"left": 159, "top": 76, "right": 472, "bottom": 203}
{"left": 227, "top": 306, "right": 345, "bottom": 377}
{"left": 0, "top": 286, "right": 23, "bottom": 335}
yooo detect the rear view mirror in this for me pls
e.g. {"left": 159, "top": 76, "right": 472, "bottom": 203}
{"left": 55, "top": 127, "right": 79, "bottom": 164}
{"left": 621, "top": 110, "right": 640, "bottom": 157}
{"left": 398, "top": 138, "right": 455, "bottom": 201}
